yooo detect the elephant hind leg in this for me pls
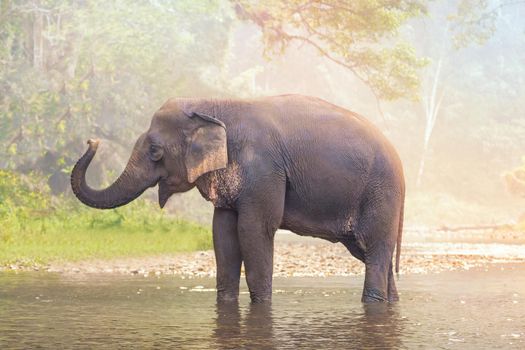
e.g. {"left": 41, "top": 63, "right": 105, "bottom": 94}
{"left": 342, "top": 228, "right": 397, "bottom": 302}
{"left": 342, "top": 236, "right": 390, "bottom": 302}
{"left": 341, "top": 236, "right": 365, "bottom": 263}
{"left": 362, "top": 246, "right": 399, "bottom": 302}
{"left": 357, "top": 197, "right": 400, "bottom": 303}
{"left": 362, "top": 258, "right": 390, "bottom": 302}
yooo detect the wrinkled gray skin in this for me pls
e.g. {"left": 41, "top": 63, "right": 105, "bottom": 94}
{"left": 71, "top": 95, "right": 405, "bottom": 303}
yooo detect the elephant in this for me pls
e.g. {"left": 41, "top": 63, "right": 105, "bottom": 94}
{"left": 71, "top": 95, "right": 405, "bottom": 303}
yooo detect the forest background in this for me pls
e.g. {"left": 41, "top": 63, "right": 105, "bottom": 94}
{"left": 1, "top": 0, "right": 524, "bottom": 261}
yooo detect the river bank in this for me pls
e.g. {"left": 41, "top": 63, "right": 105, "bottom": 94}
{"left": 4, "top": 230, "right": 525, "bottom": 277}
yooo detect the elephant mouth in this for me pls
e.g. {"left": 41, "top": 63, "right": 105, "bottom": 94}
{"left": 158, "top": 176, "right": 195, "bottom": 209}
{"left": 158, "top": 179, "right": 175, "bottom": 209}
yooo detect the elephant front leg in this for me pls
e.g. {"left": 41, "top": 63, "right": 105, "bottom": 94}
{"left": 236, "top": 179, "right": 285, "bottom": 303}
{"left": 237, "top": 213, "right": 277, "bottom": 303}
{"left": 213, "top": 208, "right": 242, "bottom": 302}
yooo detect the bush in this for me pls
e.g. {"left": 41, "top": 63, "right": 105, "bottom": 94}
{"left": 0, "top": 171, "right": 212, "bottom": 266}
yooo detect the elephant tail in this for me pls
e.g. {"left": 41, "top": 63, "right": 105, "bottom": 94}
{"left": 395, "top": 193, "right": 404, "bottom": 274}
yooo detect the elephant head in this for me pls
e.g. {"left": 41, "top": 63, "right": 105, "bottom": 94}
{"left": 70, "top": 100, "right": 228, "bottom": 209}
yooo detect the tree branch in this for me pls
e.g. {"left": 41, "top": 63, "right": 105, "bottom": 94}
{"left": 458, "top": 0, "right": 525, "bottom": 26}
{"left": 285, "top": 34, "right": 388, "bottom": 126}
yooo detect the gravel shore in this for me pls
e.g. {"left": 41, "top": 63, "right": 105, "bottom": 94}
{"left": 6, "top": 231, "right": 524, "bottom": 277}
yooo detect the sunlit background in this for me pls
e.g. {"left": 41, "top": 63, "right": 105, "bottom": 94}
{"left": 1, "top": 0, "right": 524, "bottom": 229}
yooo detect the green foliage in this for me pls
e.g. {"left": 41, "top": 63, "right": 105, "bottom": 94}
{"left": 0, "top": 0, "right": 234, "bottom": 173}
{"left": 0, "top": 170, "right": 51, "bottom": 240}
{"left": 0, "top": 170, "right": 50, "bottom": 211}
{"left": 234, "top": 0, "right": 428, "bottom": 100}
{"left": 0, "top": 171, "right": 212, "bottom": 266}
{"left": 448, "top": 0, "right": 506, "bottom": 48}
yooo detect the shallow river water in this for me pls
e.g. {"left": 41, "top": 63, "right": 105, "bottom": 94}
{"left": 1, "top": 264, "right": 524, "bottom": 349}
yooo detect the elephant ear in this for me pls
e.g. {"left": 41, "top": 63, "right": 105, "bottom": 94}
{"left": 184, "top": 112, "right": 228, "bottom": 183}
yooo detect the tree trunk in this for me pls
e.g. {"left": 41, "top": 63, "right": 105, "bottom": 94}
{"left": 32, "top": 9, "right": 44, "bottom": 70}
{"left": 416, "top": 56, "right": 445, "bottom": 187}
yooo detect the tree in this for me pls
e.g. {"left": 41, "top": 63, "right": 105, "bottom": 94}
{"left": 450, "top": 0, "right": 525, "bottom": 201}
{"left": 233, "top": 0, "right": 428, "bottom": 102}
{"left": 0, "top": 0, "right": 236, "bottom": 182}
{"left": 413, "top": 0, "right": 525, "bottom": 187}
{"left": 449, "top": 0, "right": 525, "bottom": 48}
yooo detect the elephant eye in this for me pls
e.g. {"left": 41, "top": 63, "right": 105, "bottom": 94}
{"left": 149, "top": 144, "right": 164, "bottom": 162}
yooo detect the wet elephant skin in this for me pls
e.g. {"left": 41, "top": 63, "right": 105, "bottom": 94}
{"left": 71, "top": 95, "right": 405, "bottom": 303}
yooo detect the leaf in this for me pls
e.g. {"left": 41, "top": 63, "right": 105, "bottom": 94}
{"left": 7, "top": 143, "right": 17, "bottom": 155}
{"left": 57, "top": 120, "right": 66, "bottom": 133}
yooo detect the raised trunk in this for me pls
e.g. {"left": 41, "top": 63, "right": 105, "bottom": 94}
{"left": 71, "top": 139, "right": 157, "bottom": 209}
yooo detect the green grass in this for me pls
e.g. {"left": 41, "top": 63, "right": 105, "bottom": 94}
{"left": 0, "top": 208, "right": 212, "bottom": 267}
{"left": 0, "top": 170, "right": 211, "bottom": 267}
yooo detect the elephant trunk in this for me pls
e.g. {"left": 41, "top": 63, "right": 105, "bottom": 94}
{"left": 71, "top": 139, "right": 157, "bottom": 209}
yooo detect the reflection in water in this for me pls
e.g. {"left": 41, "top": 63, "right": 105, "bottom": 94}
{"left": 214, "top": 301, "right": 241, "bottom": 349}
{"left": 214, "top": 301, "right": 275, "bottom": 349}
{"left": 244, "top": 303, "right": 275, "bottom": 349}
{"left": 356, "top": 303, "right": 404, "bottom": 349}
{"left": 271, "top": 302, "right": 405, "bottom": 349}
{"left": 1, "top": 265, "right": 524, "bottom": 349}
{"left": 213, "top": 299, "right": 405, "bottom": 349}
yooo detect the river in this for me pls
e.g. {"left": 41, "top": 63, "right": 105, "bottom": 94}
{"left": 0, "top": 264, "right": 523, "bottom": 349}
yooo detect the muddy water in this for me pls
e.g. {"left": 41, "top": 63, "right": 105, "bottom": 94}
{"left": 0, "top": 264, "right": 524, "bottom": 349}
